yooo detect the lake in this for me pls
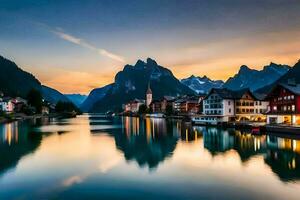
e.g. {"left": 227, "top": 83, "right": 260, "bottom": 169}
{"left": 0, "top": 114, "right": 300, "bottom": 199}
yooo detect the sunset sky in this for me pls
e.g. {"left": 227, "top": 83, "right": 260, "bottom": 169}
{"left": 1, "top": 0, "right": 300, "bottom": 94}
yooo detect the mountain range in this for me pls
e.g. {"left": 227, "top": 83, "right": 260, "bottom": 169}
{"left": 256, "top": 60, "right": 300, "bottom": 95}
{"left": 181, "top": 75, "right": 224, "bottom": 94}
{"left": 1, "top": 54, "right": 299, "bottom": 112}
{"left": 223, "top": 62, "right": 291, "bottom": 91}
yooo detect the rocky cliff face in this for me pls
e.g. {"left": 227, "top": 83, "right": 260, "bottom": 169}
{"left": 224, "top": 62, "right": 290, "bottom": 91}
{"left": 181, "top": 75, "right": 224, "bottom": 94}
{"left": 88, "top": 58, "right": 194, "bottom": 112}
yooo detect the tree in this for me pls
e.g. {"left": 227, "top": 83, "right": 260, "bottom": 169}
{"left": 27, "top": 89, "right": 43, "bottom": 113}
{"left": 55, "top": 101, "right": 81, "bottom": 114}
{"left": 138, "top": 104, "right": 148, "bottom": 114}
{"left": 165, "top": 104, "right": 174, "bottom": 116}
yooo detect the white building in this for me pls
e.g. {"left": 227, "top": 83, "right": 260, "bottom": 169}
{"left": 193, "top": 88, "right": 235, "bottom": 124}
{"left": 0, "top": 97, "right": 14, "bottom": 113}
{"left": 192, "top": 88, "right": 269, "bottom": 125}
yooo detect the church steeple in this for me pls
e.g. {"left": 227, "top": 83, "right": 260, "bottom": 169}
{"left": 146, "top": 82, "right": 152, "bottom": 107}
{"left": 146, "top": 82, "right": 152, "bottom": 94}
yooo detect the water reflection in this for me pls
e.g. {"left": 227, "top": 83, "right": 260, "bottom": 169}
{"left": 96, "top": 117, "right": 178, "bottom": 169}
{"left": 1, "top": 115, "right": 300, "bottom": 199}
{"left": 0, "top": 121, "right": 42, "bottom": 176}
{"left": 110, "top": 117, "right": 300, "bottom": 181}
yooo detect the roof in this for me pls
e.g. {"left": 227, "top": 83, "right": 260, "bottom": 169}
{"left": 205, "top": 88, "right": 257, "bottom": 100}
{"left": 205, "top": 88, "right": 234, "bottom": 100}
{"left": 279, "top": 83, "right": 300, "bottom": 95}
{"left": 2, "top": 97, "right": 13, "bottom": 102}
{"left": 265, "top": 83, "right": 300, "bottom": 100}
{"left": 163, "top": 96, "right": 176, "bottom": 101}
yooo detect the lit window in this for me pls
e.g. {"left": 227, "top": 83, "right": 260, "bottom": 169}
{"left": 292, "top": 105, "right": 295, "bottom": 111}
{"left": 273, "top": 106, "right": 277, "bottom": 111}
{"left": 291, "top": 95, "right": 295, "bottom": 100}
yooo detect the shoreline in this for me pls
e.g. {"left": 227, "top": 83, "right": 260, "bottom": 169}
{"left": 0, "top": 112, "right": 76, "bottom": 125}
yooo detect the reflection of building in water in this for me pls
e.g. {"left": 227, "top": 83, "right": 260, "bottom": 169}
{"left": 203, "top": 128, "right": 234, "bottom": 154}
{"left": 112, "top": 117, "right": 178, "bottom": 169}
{"left": 179, "top": 125, "right": 204, "bottom": 142}
{"left": 0, "top": 122, "right": 19, "bottom": 145}
{"left": 0, "top": 121, "right": 42, "bottom": 176}
{"left": 267, "top": 136, "right": 300, "bottom": 154}
{"left": 265, "top": 136, "right": 300, "bottom": 182}
{"left": 203, "top": 127, "right": 267, "bottom": 162}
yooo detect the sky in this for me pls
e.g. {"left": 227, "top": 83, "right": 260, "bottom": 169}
{"left": 1, "top": 0, "right": 300, "bottom": 94}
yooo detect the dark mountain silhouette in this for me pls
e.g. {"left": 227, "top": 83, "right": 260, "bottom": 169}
{"left": 89, "top": 58, "right": 194, "bottom": 112}
{"left": 65, "top": 94, "right": 87, "bottom": 107}
{"left": 255, "top": 60, "right": 300, "bottom": 95}
{"left": 181, "top": 75, "right": 224, "bottom": 94}
{"left": 42, "top": 85, "right": 70, "bottom": 104}
{"left": 0, "top": 55, "right": 69, "bottom": 104}
{"left": 0, "top": 55, "right": 42, "bottom": 98}
{"left": 224, "top": 62, "right": 290, "bottom": 91}
{"left": 80, "top": 84, "right": 113, "bottom": 112}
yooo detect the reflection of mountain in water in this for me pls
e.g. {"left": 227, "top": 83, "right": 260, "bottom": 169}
{"left": 103, "top": 117, "right": 179, "bottom": 169}
{"left": 0, "top": 121, "right": 42, "bottom": 176}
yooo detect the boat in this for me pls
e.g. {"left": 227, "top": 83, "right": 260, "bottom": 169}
{"left": 145, "top": 113, "right": 165, "bottom": 118}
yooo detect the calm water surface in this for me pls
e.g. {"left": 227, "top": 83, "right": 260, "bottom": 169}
{"left": 0, "top": 114, "right": 300, "bottom": 199}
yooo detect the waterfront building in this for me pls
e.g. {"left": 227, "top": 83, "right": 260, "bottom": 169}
{"left": 265, "top": 83, "right": 300, "bottom": 125}
{"left": 193, "top": 88, "right": 268, "bottom": 124}
{"left": 234, "top": 89, "right": 268, "bottom": 121}
{"left": 124, "top": 99, "right": 145, "bottom": 113}
{"left": 173, "top": 96, "right": 200, "bottom": 115}
{"left": 0, "top": 97, "right": 14, "bottom": 113}
{"left": 161, "top": 96, "right": 176, "bottom": 113}
{"left": 198, "top": 88, "right": 235, "bottom": 124}
{"left": 150, "top": 99, "right": 162, "bottom": 113}
{"left": 12, "top": 97, "right": 28, "bottom": 112}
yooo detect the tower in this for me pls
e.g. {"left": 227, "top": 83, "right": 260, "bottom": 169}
{"left": 146, "top": 83, "right": 152, "bottom": 108}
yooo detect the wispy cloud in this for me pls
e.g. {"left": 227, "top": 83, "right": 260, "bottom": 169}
{"left": 51, "top": 28, "right": 125, "bottom": 63}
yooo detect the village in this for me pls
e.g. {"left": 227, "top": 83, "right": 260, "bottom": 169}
{"left": 123, "top": 80, "right": 300, "bottom": 133}
{"left": 0, "top": 90, "right": 80, "bottom": 123}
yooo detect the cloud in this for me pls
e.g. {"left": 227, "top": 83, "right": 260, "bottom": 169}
{"left": 62, "top": 175, "right": 83, "bottom": 187}
{"left": 52, "top": 29, "right": 125, "bottom": 63}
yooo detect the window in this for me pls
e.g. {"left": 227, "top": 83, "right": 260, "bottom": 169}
{"left": 259, "top": 101, "right": 262, "bottom": 106}
{"left": 291, "top": 95, "right": 295, "bottom": 100}
{"left": 229, "top": 108, "right": 231, "bottom": 113}
{"left": 228, "top": 101, "right": 231, "bottom": 105}
{"left": 273, "top": 106, "right": 277, "bottom": 111}
{"left": 283, "top": 106, "right": 287, "bottom": 111}
{"left": 292, "top": 105, "right": 295, "bottom": 111}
